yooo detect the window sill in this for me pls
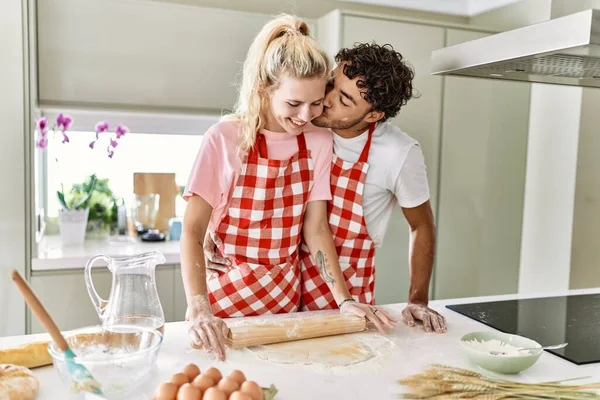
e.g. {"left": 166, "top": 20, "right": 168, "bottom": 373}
{"left": 33, "top": 235, "right": 181, "bottom": 271}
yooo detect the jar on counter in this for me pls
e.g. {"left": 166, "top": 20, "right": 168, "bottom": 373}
{"left": 168, "top": 217, "right": 183, "bottom": 241}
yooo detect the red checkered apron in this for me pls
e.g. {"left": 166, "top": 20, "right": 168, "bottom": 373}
{"left": 207, "top": 133, "right": 313, "bottom": 318}
{"left": 301, "top": 123, "right": 376, "bottom": 310}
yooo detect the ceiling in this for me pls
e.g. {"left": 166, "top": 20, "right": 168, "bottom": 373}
{"left": 337, "top": 0, "right": 525, "bottom": 16}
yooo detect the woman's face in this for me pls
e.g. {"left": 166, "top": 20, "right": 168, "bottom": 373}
{"left": 265, "top": 75, "right": 327, "bottom": 135}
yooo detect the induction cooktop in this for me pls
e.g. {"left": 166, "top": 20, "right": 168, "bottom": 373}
{"left": 446, "top": 293, "right": 600, "bottom": 365}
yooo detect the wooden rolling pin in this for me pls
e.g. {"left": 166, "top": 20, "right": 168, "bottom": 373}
{"left": 0, "top": 341, "right": 52, "bottom": 369}
{"left": 224, "top": 310, "right": 366, "bottom": 348}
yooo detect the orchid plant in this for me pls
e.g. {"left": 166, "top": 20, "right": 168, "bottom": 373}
{"left": 34, "top": 113, "right": 129, "bottom": 211}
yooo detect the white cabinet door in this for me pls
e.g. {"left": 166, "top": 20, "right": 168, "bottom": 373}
{"left": 30, "top": 267, "right": 175, "bottom": 333}
{"left": 37, "top": 0, "right": 273, "bottom": 111}
{"left": 173, "top": 265, "right": 187, "bottom": 322}
{"left": 434, "top": 29, "right": 530, "bottom": 299}
{"left": 342, "top": 16, "right": 445, "bottom": 304}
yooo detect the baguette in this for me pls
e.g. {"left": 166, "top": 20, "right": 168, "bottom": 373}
{"left": 0, "top": 341, "right": 52, "bottom": 369}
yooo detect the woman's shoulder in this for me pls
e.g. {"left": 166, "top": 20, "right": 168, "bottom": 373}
{"left": 201, "top": 120, "right": 242, "bottom": 150}
{"left": 303, "top": 125, "right": 333, "bottom": 147}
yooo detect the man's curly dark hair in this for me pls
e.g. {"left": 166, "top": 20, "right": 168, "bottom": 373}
{"left": 335, "top": 43, "right": 415, "bottom": 121}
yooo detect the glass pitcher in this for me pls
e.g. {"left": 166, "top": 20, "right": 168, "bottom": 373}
{"left": 85, "top": 251, "right": 166, "bottom": 334}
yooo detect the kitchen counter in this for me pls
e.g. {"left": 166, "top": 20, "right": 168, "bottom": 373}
{"left": 2, "top": 288, "right": 599, "bottom": 399}
{"left": 33, "top": 235, "right": 181, "bottom": 271}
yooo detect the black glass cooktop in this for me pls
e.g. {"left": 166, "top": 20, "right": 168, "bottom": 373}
{"left": 446, "top": 293, "right": 600, "bottom": 365}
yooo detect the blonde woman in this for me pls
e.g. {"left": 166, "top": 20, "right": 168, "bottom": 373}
{"left": 181, "top": 14, "right": 391, "bottom": 360}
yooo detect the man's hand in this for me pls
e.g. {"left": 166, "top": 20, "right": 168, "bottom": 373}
{"left": 203, "top": 233, "right": 230, "bottom": 273}
{"left": 402, "top": 302, "right": 447, "bottom": 333}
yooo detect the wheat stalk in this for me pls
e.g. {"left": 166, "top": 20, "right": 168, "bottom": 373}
{"left": 398, "top": 365, "right": 600, "bottom": 400}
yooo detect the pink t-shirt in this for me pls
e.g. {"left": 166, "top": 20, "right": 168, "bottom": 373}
{"left": 184, "top": 120, "right": 333, "bottom": 232}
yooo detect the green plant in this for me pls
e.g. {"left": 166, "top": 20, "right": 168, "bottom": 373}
{"left": 58, "top": 174, "right": 97, "bottom": 211}
{"left": 70, "top": 175, "right": 118, "bottom": 226}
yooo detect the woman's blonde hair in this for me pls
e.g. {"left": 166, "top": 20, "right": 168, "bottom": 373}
{"left": 222, "top": 13, "right": 331, "bottom": 152}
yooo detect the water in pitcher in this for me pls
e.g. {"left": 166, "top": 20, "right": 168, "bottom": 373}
{"left": 104, "top": 273, "right": 165, "bottom": 334}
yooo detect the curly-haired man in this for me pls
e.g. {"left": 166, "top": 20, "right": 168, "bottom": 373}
{"left": 302, "top": 43, "right": 446, "bottom": 334}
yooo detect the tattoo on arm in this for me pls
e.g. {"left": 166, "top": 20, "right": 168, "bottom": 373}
{"left": 316, "top": 251, "right": 335, "bottom": 284}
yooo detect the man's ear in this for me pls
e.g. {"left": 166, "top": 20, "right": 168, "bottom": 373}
{"left": 364, "top": 110, "right": 385, "bottom": 123}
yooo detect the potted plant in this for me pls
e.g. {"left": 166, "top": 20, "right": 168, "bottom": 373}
{"left": 35, "top": 114, "right": 128, "bottom": 245}
{"left": 70, "top": 175, "right": 119, "bottom": 238}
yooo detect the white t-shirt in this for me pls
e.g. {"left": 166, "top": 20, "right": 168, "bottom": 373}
{"left": 332, "top": 122, "right": 430, "bottom": 247}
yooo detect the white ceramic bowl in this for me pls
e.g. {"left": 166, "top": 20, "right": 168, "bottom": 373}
{"left": 48, "top": 325, "right": 162, "bottom": 399}
{"left": 460, "top": 331, "right": 543, "bottom": 374}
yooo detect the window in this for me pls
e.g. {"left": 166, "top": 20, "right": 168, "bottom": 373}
{"left": 45, "top": 131, "right": 203, "bottom": 218}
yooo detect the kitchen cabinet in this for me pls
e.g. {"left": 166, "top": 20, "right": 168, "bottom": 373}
{"left": 29, "top": 266, "right": 176, "bottom": 334}
{"left": 173, "top": 265, "right": 187, "bottom": 322}
{"left": 434, "top": 29, "right": 531, "bottom": 299}
{"left": 36, "top": 0, "right": 278, "bottom": 112}
{"left": 318, "top": 11, "right": 446, "bottom": 304}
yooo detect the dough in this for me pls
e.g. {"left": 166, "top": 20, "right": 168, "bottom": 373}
{"left": 0, "top": 364, "right": 39, "bottom": 400}
{"left": 250, "top": 334, "right": 375, "bottom": 367}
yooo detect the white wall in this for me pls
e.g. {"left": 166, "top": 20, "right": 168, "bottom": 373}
{"left": 0, "top": 0, "right": 27, "bottom": 336}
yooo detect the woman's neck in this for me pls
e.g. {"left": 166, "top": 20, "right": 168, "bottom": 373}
{"left": 263, "top": 111, "right": 285, "bottom": 133}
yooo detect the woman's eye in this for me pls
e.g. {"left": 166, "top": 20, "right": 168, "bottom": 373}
{"left": 287, "top": 102, "right": 300, "bottom": 107}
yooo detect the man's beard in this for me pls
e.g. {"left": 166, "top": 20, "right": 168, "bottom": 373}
{"left": 313, "top": 113, "right": 366, "bottom": 130}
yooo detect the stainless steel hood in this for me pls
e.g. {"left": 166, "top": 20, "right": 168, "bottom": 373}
{"left": 430, "top": 7, "right": 600, "bottom": 88}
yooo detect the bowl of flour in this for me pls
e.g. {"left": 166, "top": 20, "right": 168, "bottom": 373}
{"left": 460, "top": 331, "right": 543, "bottom": 374}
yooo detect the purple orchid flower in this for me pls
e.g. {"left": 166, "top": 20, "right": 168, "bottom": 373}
{"left": 110, "top": 138, "right": 118, "bottom": 148}
{"left": 36, "top": 137, "right": 48, "bottom": 149}
{"left": 89, "top": 141, "right": 96, "bottom": 149}
{"left": 61, "top": 132, "right": 70, "bottom": 144}
{"left": 95, "top": 121, "right": 109, "bottom": 139}
{"left": 36, "top": 117, "right": 47, "bottom": 132}
{"left": 56, "top": 113, "right": 73, "bottom": 132}
{"left": 115, "top": 124, "right": 129, "bottom": 139}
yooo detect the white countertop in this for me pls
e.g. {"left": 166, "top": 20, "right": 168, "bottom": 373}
{"left": 33, "top": 235, "right": 181, "bottom": 271}
{"left": 2, "top": 288, "right": 599, "bottom": 399}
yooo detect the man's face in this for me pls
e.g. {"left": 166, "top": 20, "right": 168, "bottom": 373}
{"left": 312, "top": 64, "right": 373, "bottom": 130}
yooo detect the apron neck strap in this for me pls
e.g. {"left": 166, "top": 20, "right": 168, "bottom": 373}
{"left": 357, "top": 122, "right": 376, "bottom": 163}
{"left": 250, "top": 132, "right": 307, "bottom": 159}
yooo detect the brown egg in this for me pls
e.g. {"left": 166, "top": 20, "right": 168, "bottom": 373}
{"left": 203, "top": 387, "right": 227, "bottom": 400}
{"left": 191, "top": 374, "right": 215, "bottom": 392}
{"left": 153, "top": 382, "right": 178, "bottom": 400}
{"left": 203, "top": 367, "right": 223, "bottom": 383}
{"left": 228, "top": 370, "right": 246, "bottom": 386}
{"left": 182, "top": 363, "right": 201, "bottom": 381}
{"left": 229, "top": 392, "right": 253, "bottom": 400}
{"left": 170, "top": 372, "right": 190, "bottom": 387}
{"left": 240, "top": 381, "right": 264, "bottom": 400}
{"left": 216, "top": 377, "right": 239, "bottom": 397}
{"left": 176, "top": 383, "right": 202, "bottom": 400}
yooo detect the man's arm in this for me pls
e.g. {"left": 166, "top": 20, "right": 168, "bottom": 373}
{"left": 402, "top": 200, "right": 435, "bottom": 305}
{"left": 401, "top": 200, "right": 446, "bottom": 333}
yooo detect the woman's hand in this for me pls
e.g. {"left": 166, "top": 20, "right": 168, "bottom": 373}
{"left": 339, "top": 299, "right": 397, "bottom": 334}
{"left": 187, "top": 295, "right": 230, "bottom": 361}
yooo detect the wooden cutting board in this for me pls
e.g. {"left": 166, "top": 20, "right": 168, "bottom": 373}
{"left": 133, "top": 172, "right": 177, "bottom": 232}
{"left": 223, "top": 310, "right": 367, "bottom": 349}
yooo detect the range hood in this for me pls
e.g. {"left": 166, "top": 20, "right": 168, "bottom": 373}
{"left": 430, "top": 3, "right": 600, "bottom": 88}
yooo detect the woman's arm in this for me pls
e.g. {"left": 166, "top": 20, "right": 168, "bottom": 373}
{"left": 302, "top": 201, "right": 396, "bottom": 333}
{"left": 180, "top": 194, "right": 229, "bottom": 360}
{"left": 302, "top": 200, "right": 353, "bottom": 305}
